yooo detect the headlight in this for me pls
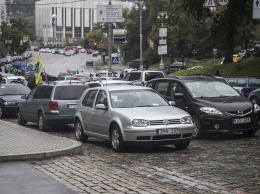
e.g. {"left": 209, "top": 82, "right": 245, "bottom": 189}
{"left": 254, "top": 103, "right": 260, "bottom": 113}
{"left": 132, "top": 119, "right": 149, "bottom": 127}
{"left": 181, "top": 116, "right": 193, "bottom": 124}
{"left": 200, "top": 107, "right": 223, "bottom": 115}
{"left": 4, "top": 101, "right": 17, "bottom": 106}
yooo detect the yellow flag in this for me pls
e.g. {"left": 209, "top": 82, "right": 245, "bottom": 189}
{"left": 35, "top": 53, "right": 44, "bottom": 85}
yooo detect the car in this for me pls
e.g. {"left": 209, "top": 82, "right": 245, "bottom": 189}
{"left": 3, "top": 75, "right": 28, "bottom": 86}
{"left": 81, "top": 48, "right": 86, "bottom": 53}
{"left": 123, "top": 70, "right": 164, "bottom": 86}
{"left": 17, "top": 81, "right": 90, "bottom": 131}
{"left": 146, "top": 76, "right": 260, "bottom": 138}
{"left": 74, "top": 86, "right": 195, "bottom": 152}
{"left": 225, "top": 77, "right": 260, "bottom": 97}
{"left": 167, "top": 62, "right": 188, "bottom": 72}
{"left": 64, "top": 51, "right": 72, "bottom": 56}
{"left": 238, "top": 50, "right": 250, "bottom": 58}
{"left": 67, "top": 50, "right": 75, "bottom": 56}
{"left": 86, "top": 59, "right": 94, "bottom": 66}
{"left": 33, "top": 47, "right": 39, "bottom": 51}
{"left": 0, "top": 83, "right": 31, "bottom": 118}
{"left": 85, "top": 80, "right": 134, "bottom": 88}
{"left": 248, "top": 87, "right": 260, "bottom": 105}
{"left": 233, "top": 54, "right": 243, "bottom": 63}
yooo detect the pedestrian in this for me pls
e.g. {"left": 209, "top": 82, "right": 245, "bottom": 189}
{"left": 215, "top": 70, "right": 222, "bottom": 77}
{"left": 0, "top": 74, "right": 6, "bottom": 83}
{"left": 0, "top": 66, "right": 2, "bottom": 72}
{"left": 4, "top": 66, "right": 8, "bottom": 73}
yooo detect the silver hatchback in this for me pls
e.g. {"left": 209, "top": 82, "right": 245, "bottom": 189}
{"left": 74, "top": 86, "right": 195, "bottom": 152}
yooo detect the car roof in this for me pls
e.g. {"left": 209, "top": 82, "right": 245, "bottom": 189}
{"left": 152, "top": 75, "right": 221, "bottom": 82}
{"left": 91, "top": 85, "right": 152, "bottom": 92}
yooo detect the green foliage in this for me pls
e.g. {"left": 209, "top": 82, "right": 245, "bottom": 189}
{"left": 82, "top": 29, "right": 107, "bottom": 50}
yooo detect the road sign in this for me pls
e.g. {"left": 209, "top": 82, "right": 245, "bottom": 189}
{"left": 112, "top": 56, "right": 119, "bottom": 64}
{"left": 113, "top": 34, "right": 126, "bottom": 45}
{"left": 253, "top": 0, "right": 260, "bottom": 19}
{"left": 159, "top": 39, "right": 167, "bottom": 45}
{"left": 97, "top": 5, "right": 123, "bottom": 23}
{"left": 158, "top": 45, "right": 167, "bottom": 55}
{"left": 218, "top": 0, "right": 229, "bottom": 6}
{"left": 159, "top": 28, "right": 167, "bottom": 38}
{"left": 213, "top": 49, "right": 217, "bottom": 55}
{"left": 203, "top": 0, "right": 217, "bottom": 8}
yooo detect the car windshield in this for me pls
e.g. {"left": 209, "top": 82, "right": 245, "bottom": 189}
{"left": 0, "top": 85, "right": 31, "bottom": 95}
{"left": 110, "top": 89, "right": 169, "bottom": 108}
{"left": 184, "top": 81, "right": 240, "bottom": 98}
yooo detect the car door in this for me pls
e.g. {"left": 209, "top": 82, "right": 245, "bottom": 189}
{"left": 80, "top": 89, "right": 98, "bottom": 135}
{"left": 91, "top": 90, "right": 110, "bottom": 138}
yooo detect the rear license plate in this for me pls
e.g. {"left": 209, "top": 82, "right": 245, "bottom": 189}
{"left": 68, "top": 104, "right": 77, "bottom": 109}
{"left": 156, "top": 128, "right": 179, "bottom": 135}
{"left": 233, "top": 117, "right": 251, "bottom": 124}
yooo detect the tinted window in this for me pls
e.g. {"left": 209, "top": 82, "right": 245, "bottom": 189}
{"left": 144, "top": 72, "right": 164, "bottom": 81}
{"left": 54, "top": 85, "right": 89, "bottom": 100}
{"left": 249, "top": 78, "right": 260, "bottom": 87}
{"left": 33, "top": 86, "right": 53, "bottom": 99}
{"left": 82, "top": 90, "right": 98, "bottom": 107}
{"left": 154, "top": 81, "right": 169, "bottom": 96}
{"left": 129, "top": 72, "right": 141, "bottom": 81}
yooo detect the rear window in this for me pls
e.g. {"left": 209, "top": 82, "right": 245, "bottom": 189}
{"left": 249, "top": 78, "right": 260, "bottom": 87}
{"left": 145, "top": 72, "right": 164, "bottom": 81}
{"left": 54, "top": 85, "right": 89, "bottom": 100}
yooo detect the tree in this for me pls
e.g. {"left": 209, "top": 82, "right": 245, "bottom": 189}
{"left": 82, "top": 29, "right": 107, "bottom": 50}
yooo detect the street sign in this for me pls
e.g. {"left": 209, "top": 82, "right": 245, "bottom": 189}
{"left": 203, "top": 0, "right": 217, "bottom": 8}
{"left": 112, "top": 56, "right": 119, "bottom": 64}
{"left": 97, "top": 5, "right": 123, "bottom": 23}
{"left": 159, "top": 39, "right": 167, "bottom": 45}
{"left": 159, "top": 28, "right": 167, "bottom": 38}
{"left": 213, "top": 48, "right": 217, "bottom": 55}
{"left": 158, "top": 45, "right": 167, "bottom": 55}
{"left": 218, "top": 0, "right": 229, "bottom": 6}
{"left": 253, "top": 0, "right": 260, "bottom": 19}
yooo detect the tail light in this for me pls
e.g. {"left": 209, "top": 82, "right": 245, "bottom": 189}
{"left": 49, "top": 101, "right": 58, "bottom": 110}
{"left": 241, "top": 88, "right": 250, "bottom": 95}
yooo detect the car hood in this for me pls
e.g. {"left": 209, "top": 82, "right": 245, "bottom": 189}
{"left": 195, "top": 96, "right": 252, "bottom": 111}
{"left": 114, "top": 106, "right": 189, "bottom": 120}
{"left": 0, "top": 95, "right": 24, "bottom": 102}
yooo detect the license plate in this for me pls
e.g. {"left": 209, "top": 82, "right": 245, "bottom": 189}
{"left": 68, "top": 104, "right": 77, "bottom": 109}
{"left": 156, "top": 128, "right": 179, "bottom": 135}
{"left": 233, "top": 117, "right": 251, "bottom": 124}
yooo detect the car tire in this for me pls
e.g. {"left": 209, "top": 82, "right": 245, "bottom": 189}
{"left": 74, "top": 119, "right": 88, "bottom": 143}
{"left": 242, "top": 129, "right": 257, "bottom": 136}
{"left": 17, "top": 109, "right": 27, "bottom": 126}
{"left": 250, "top": 96, "right": 259, "bottom": 105}
{"left": 110, "top": 124, "right": 125, "bottom": 152}
{"left": 192, "top": 116, "right": 205, "bottom": 139}
{"left": 38, "top": 112, "right": 47, "bottom": 131}
{"left": 174, "top": 140, "right": 191, "bottom": 149}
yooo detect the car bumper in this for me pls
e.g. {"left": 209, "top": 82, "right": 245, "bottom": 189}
{"left": 121, "top": 125, "right": 194, "bottom": 146}
{"left": 44, "top": 113, "right": 74, "bottom": 125}
{"left": 1, "top": 106, "right": 18, "bottom": 116}
{"left": 200, "top": 113, "right": 260, "bottom": 133}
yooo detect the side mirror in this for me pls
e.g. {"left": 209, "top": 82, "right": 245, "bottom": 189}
{"left": 174, "top": 93, "right": 185, "bottom": 99}
{"left": 169, "top": 101, "right": 176, "bottom": 106}
{"left": 96, "top": 104, "right": 107, "bottom": 110}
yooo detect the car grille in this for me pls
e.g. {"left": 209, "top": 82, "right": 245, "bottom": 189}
{"left": 149, "top": 119, "right": 181, "bottom": 125}
{"left": 225, "top": 109, "right": 252, "bottom": 116}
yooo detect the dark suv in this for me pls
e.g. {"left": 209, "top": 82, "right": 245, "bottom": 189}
{"left": 146, "top": 76, "right": 260, "bottom": 138}
{"left": 17, "top": 81, "right": 89, "bottom": 131}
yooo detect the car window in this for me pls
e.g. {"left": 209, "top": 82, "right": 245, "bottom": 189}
{"left": 237, "top": 79, "right": 246, "bottom": 87}
{"left": 95, "top": 90, "right": 107, "bottom": 105}
{"left": 33, "top": 86, "right": 53, "bottom": 99}
{"left": 144, "top": 72, "right": 164, "bottom": 81}
{"left": 0, "top": 85, "right": 31, "bottom": 95}
{"left": 248, "top": 78, "right": 260, "bottom": 87}
{"left": 154, "top": 81, "right": 169, "bottom": 96}
{"left": 82, "top": 90, "right": 98, "bottom": 107}
{"left": 54, "top": 85, "right": 89, "bottom": 100}
{"left": 129, "top": 72, "right": 141, "bottom": 81}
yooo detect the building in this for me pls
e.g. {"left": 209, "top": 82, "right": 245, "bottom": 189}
{"left": 0, "top": 0, "right": 7, "bottom": 26}
{"left": 35, "top": 0, "right": 134, "bottom": 46}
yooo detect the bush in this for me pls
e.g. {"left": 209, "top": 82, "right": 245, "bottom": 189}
{"left": 144, "top": 47, "right": 160, "bottom": 65}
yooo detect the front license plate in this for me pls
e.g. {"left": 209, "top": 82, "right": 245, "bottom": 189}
{"left": 156, "top": 128, "right": 179, "bottom": 135}
{"left": 68, "top": 104, "right": 77, "bottom": 109}
{"left": 233, "top": 117, "right": 251, "bottom": 124}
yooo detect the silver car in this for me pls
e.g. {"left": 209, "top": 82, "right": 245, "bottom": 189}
{"left": 74, "top": 86, "right": 195, "bottom": 152}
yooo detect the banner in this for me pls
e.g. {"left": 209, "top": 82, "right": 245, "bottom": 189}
{"left": 35, "top": 53, "right": 44, "bottom": 85}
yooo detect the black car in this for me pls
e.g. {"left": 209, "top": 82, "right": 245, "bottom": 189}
{"left": 146, "top": 76, "right": 260, "bottom": 138}
{"left": 0, "top": 83, "right": 31, "bottom": 118}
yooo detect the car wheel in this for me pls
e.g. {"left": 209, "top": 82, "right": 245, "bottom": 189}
{"left": 0, "top": 106, "right": 3, "bottom": 118}
{"left": 38, "top": 112, "right": 47, "bottom": 131}
{"left": 250, "top": 96, "right": 259, "bottom": 105}
{"left": 242, "top": 129, "right": 257, "bottom": 136}
{"left": 174, "top": 140, "right": 191, "bottom": 149}
{"left": 17, "top": 109, "right": 27, "bottom": 126}
{"left": 74, "top": 119, "right": 88, "bottom": 143}
{"left": 110, "top": 124, "right": 125, "bottom": 152}
{"left": 192, "top": 116, "right": 204, "bottom": 138}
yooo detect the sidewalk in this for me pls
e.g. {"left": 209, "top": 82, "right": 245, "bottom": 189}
{"left": 0, "top": 120, "right": 82, "bottom": 162}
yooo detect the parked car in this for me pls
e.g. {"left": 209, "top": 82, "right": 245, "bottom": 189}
{"left": 167, "top": 62, "right": 188, "bottom": 72}
{"left": 17, "top": 81, "right": 90, "bottom": 131}
{"left": 233, "top": 54, "right": 243, "bottom": 63}
{"left": 86, "top": 59, "right": 94, "bottom": 66}
{"left": 225, "top": 77, "right": 260, "bottom": 97}
{"left": 64, "top": 51, "right": 72, "bottom": 56}
{"left": 146, "top": 76, "right": 260, "bottom": 138}
{"left": 129, "top": 59, "right": 149, "bottom": 69}
{"left": 238, "top": 50, "right": 250, "bottom": 58}
{"left": 0, "top": 83, "right": 31, "bottom": 118}
{"left": 74, "top": 86, "right": 194, "bottom": 152}
{"left": 248, "top": 87, "right": 260, "bottom": 105}
{"left": 123, "top": 70, "right": 164, "bottom": 86}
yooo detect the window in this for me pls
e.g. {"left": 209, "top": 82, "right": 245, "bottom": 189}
{"left": 155, "top": 81, "right": 169, "bottom": 96}
{"left": 82, "top": 90, "right": 98, "bottom": 107}
{"left": 237, "top": 79, "right": 246, "bottom": 87}
{"left": 33, "top": 86, "right": 53, "bottom": 99}
{"left": 144, "top": 72, "right": 164, "bottom": 81}
{"left": 249, "top": 78, "right": 260, "bottom": 87}
{"left": 95, "top": 90, "right": 107, "bottom": 105}
{"left": 54, "top": 85, "right": 89, "bottom": 100}
{"left": 129, "top": 72, "right": 141, "bottom": 81}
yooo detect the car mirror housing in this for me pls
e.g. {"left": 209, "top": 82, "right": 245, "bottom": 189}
{"left": 96, "top": 104, "right": 107, "bottom": 110}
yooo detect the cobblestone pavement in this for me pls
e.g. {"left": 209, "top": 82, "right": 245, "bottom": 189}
{"left": 2, "top": 118, "right": 260, "bottom": 194}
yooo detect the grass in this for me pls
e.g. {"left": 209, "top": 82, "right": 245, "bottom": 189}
{"left": 151, "top": 58, "right": 260, "bottom": 77}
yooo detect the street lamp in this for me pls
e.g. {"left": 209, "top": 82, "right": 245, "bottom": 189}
{"left": 157, "top": 12, "right": 168, "bottom": 70}
{"left": 135, "top": 0, "right": 146, "bottom": 70}
{"left": 6, "top": 22, "right": 12, "bottom": 54}
{"left": 52, "top": 14, "right": 57, "bottom": 46}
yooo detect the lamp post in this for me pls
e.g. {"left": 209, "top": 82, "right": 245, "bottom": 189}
{"left": 135, "top": 0, "right": 146, "bottom": 70}
{"left": 157, "top": 12, "right": 168, "bottom": 70}
{"left": 6, "top": 22, "right": 12, "bottom": 54}
{"left": 52, "top": 14, "right": 57, "bottom": 46}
